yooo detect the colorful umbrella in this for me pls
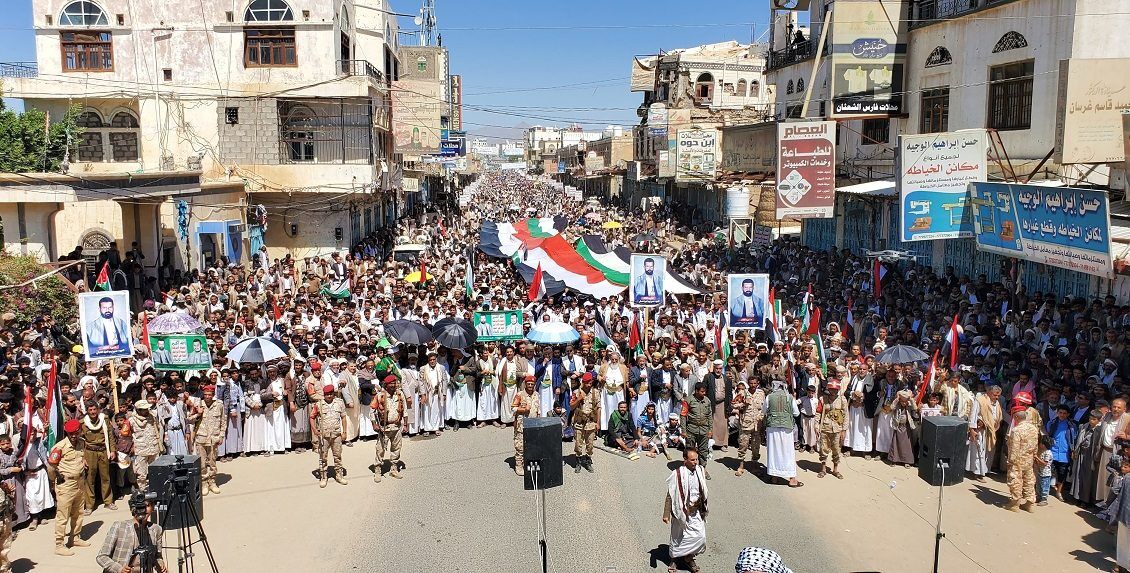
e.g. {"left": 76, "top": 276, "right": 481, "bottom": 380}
{"left": 403, "top": 271, "right": 434, "bottom": 283}
{"left": 526, "top": 322, "right": 580, "bottom": 345}
{"left": 601, "top": 221, "right": 622, "bottom": 229}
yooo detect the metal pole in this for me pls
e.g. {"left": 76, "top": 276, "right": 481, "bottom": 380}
{"left": 933, "top": 460, "right": 947, "bottom": 573}
{"left": 800, "top": 7, "right": 833, "bottom": 118}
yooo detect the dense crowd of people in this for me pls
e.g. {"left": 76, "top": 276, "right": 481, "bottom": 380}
{"left": 0, "top": 169, "right": 1128, "bottom": 572}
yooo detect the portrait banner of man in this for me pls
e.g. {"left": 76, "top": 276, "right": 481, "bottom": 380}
{"left": 473, "top": 310, "right": 525, "bottom": 342}
{"left": 79, "top": 290, "right": 134, "bottom": 361}
{"left": 630, "top": 254, "right": 666, "bottom": 308}
{"left": 727, "top": 274, "right": 769, "bottom": 329}
{"left": 149, "top": 334, "right": 212, "bottom": 371}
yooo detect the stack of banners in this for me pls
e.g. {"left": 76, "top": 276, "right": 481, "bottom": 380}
{"left": 78, "top": 291, "right": 134, "bottom": 361}
{"left": 471, "top": 310, "right": 525, "bottom": 342}
{"left": 776, "top": 121, "right": 836, "bottom": 218}
{"left": 150, "top": 334, "right": 212, "bottom": 371}
{"left": 478, "top": 219, "right": 702, "bottom": 298}
{"left": 970, "top": 182, "right": 1114, "bottom": 278}
{"left": 898, "top": 130, "right": 988, "bottom": 242}
{"left": 726, "top": 274, "right": 771, "bottom": 329}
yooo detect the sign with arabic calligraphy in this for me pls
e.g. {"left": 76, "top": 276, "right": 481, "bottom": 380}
{"left": 776, "top": 121, "right": 836, "bottom": 219}
{"left": 720, "top": 123, "right": 775, "bottom": 173}
{"left": 1054, "top": 58, "right": 1130, "bottom": 164}
{"left": 970, "top": 182, "right": 1113, "bottom": 278}
{"left": 675, "top": 129, "right": 719, "bottom": 183}
{"left": 898, "top": 130, "right": 987, "bottom": 242}
{"left": 830, "top": 1, "right": 907, "bottom": 118}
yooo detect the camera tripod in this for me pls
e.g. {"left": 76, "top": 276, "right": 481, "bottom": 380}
{"left": 157, "top": 458, "right": 219, "bottom": 573}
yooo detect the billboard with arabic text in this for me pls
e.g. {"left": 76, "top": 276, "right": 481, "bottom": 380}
{"left": 776, "top": 121, "right": 836, "bottom": 219}
{"left": 970, "top": 182, "right": 1112, "bottom": 278}
{"left": 830, "top": 1, "right": 908, "bottom": 117}
{"left": 898, "top": 130, "right": 987, "bottom": 242}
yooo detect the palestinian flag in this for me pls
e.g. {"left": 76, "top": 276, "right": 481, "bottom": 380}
{"left": 716, "top": 324, "right": 731, "bottom": 361}
{"left": 628, "top": 311, "right": 643, "bottom": 355}
{"left": 43, "top": 362, "right": 64, "bottom": 449}
{"left": 593, "top": 312, "right": 614, "bottom": 350}
{"left": 945, "top": 313, "right": 962, "bottom": 371}
{"left": 798, "top": 283, "right": 812, "bottom": 331}
{"left": 767, "top": 288, "right": 782, "bottom": 344}
{"left": 873, "top": 259, "right": 887, "bottom": 298}
{"left": 16, "top": 382, "right": 33, "bottom": 461}
{"left": 806, "top": 306, "right": 821, "bottom": 336}
{"left": 95, "top": 262, "right": 111, "bottom": 291}
{"left": 916, "top": 350, "right": 939, "bottom": 405}
{"left": 320, "top": 279, "right": 351, "bottom": 299}
{"left": 813, "top": 335, "right": 828, "bottom": 376}
{"left": 528, "top": 263, "right": 546, "bottom": 302}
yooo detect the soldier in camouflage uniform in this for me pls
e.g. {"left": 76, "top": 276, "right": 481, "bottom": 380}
{"left": 569, "top": 372, "right": 600, "bottom": 473}
{"left": 732, "top": 379, "right": 766, "bottom": 477}
{"left": 512, "top": 375, "right": 540, "bottom": 476}
{"left": 310, "top": 384, "right": 349, "bottom": 488}
{"left": 193, "top": 385, "right": 226, "bottom": 495}
{"left": 129, "top": 400, "right": 161, "bottom": 494}
{"left": 373, "top": 375, "right": 406, "bottom": 482}
{"left": 1005, "top": 407, "right": 1039, "bottom": 511}
{"left": 816, "top": 379, "right": 848, "bottom": 479}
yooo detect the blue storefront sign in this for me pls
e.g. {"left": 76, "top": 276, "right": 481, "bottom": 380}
{"left": 970, "top": 182, "right": 1113, "bottom": 278}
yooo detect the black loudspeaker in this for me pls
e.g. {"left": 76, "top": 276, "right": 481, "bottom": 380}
{"left": 918, "top": 416, "right": 968, "bottom": 486}
{"left": 148, "top": 454, "right": 203, "bottom": 529}
{"left": 522, "top": 417, "right": 563, "bottom": 490}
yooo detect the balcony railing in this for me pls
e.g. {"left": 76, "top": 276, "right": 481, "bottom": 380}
{"left": 0, "top": 62, "right": 38, "bottom": 78}
{"left": 911, "top": 0, "right": 1010, "bottom": 29}
{"left": 338, "top": 59, "right": 385, "bottom": 87}
{"left": 767, "top": 40, "right": 813, "bottom": 71}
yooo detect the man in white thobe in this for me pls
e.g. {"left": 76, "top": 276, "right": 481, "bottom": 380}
{"left": 966, "top": 385, "right": 1003, "bottom": 480}
{"left": 663, "top": 447, "right": 708, "bottom": 573}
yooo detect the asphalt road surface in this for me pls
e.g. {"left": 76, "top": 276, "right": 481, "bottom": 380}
{"left": 13, "top": 425, "right": 1110, "bottom": 573}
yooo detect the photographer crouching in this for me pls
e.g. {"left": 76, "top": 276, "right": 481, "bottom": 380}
{"left": 95, "top": 490, "right": 166, "bottom": 573}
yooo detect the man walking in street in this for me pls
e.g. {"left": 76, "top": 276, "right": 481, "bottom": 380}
{"left": 310, "top": 384, "right": 348, "bottom": 488}
{"left": 663, "top": 446, "right": 708, "bottom": 573}
{"left": 816, "top": 379, "right": 848, "bottom": 480}
{"left": 683, "top": 382, "right": 713, "bottom": 480}
{"left": 193, "top": 385, "right": 226, "bottom": 495}
{"left": 732, "top": 379, "right": 765, "bottom": 477}
{"left": 512, "top": 375, "right": 540, "bottom": 476}
{"left": 1005, "top": 407, "right": 1039, "bottom": 511}
{"left": 570, "top": 372, "right": 600, "bottom": 473}
{"left": 48, "top": 420, "right": 89, "bottom": 556}
{"left": 373, "top": 375, "right": 406, "bottom": 482}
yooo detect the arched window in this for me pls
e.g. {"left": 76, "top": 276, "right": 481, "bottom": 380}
{"left": 786, "top": 80, "right": 794, "bottom": 94}
{"left": 245, "top": 0, "right": 293, "bottom": 22}
{"left": 736, "top": 79, "right": 747, "bottom": 97}
{"left": 59, "top": 1, "right": 109, "bottom": 26}
{"left": 925, "top": 46, "right": 952, "bottom": 68}
{"left": 749, "top": 80, "right": 760, "bottom": 98}
{"left": 992, "top": 31, "right": 1028, "bottom": 53}
{"left": 75, "top": 110, "right": 105, "bottom": 162}
{"left": 694, "top": 72, "right": 714, "bottom": 102}
{"left": 108, "top": 111, "right": 140, "bottom": 162}
{"left": 796, "top": 78, "right": 805, "bottom": 93}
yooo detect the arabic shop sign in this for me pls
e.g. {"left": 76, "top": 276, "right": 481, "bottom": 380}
{"left": 1054, "top": 58, "right": 1130, "bottom": 164}
{"left": 970, "top": 182, "right": 1113, "bottom": 278}
{"left": 675, "top": 129, "right": 719, "bottom": 183}
{"left": 830, "top": 1, "right": 907, "bottom": 118}
{"left": 898, "top": 130, "right": 988, "bottom": 242}
{"left": 776, "top": 121, "right": 836, "bottom": 219}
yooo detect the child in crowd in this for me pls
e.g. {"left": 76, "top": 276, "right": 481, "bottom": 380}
{"left": 920, "top": 393, "right": 944, "bottom": 418}
{"left": 1100, "top": 458, "right": 1130, "bottom": 527}
{"left": 798, "top": 385, "right": 818, "bottom": 452}
{"left": 1035, "top": 435, "right": 1054, "bottom": 506}
{"left": 657, "top": 412, "right": 684, "bottom": 460}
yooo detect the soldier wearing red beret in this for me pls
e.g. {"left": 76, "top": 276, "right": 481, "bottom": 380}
{"left": 47, "top": 419, "right": 90, "bottom": 556}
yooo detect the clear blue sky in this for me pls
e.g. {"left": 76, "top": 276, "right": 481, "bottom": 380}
{"left": 0, "top": 0, "right": 771, "bottom": 139}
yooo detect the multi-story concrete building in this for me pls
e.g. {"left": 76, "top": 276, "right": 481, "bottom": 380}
{"left": 523, "top": 125, "right": 602, "bottom": 168}
{"left": 393, "top": 44, "right": 452, "bottom": 206}
{"left": 0, "top": 0, "right": 400, "bottom": 270}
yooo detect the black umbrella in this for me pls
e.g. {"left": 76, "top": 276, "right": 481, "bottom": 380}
{"left": 431, "top": 317, "right": 477, "bottom": 350}
{"left": 383, "top": 319, "right": 434, "bottom": 346}
{"left": 875, "top": 344, "right": 930, "bottom": 364}
{"left": 227, "top": 336, "right": 290, "bottom": 364}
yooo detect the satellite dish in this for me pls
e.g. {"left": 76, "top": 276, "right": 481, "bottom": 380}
{"left": 414, "top": 15, "right": 423, "bottom": 26}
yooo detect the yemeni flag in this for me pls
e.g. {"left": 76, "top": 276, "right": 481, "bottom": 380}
{"left": 319, "top": 279, "right": 351, "bottom": 299}
{"left": 438, "top": 218, "right": 447, "bottom": 237}
{"left": 945, "top": 313, "right": 963, "bottom": 371}
{"left": 272, "top": 299, "right": 283, "bottom": 322}
{"left": 420, "top": 259, "right": 428, "bottom": 284}
{"left": 43, "top": 361, "right": 64, "bottom": 449}
{"left": 813, "top": 335, "right": 828, "bottom": 376}
{"left": 845, "top": 299, "right": 855, "bottom": 340}
{"left": 716, "top": 323, "right": 731, "bottom": 361}
{"left": 916, "top": 350, "right": 940, "bottom": 405}
{"left": 873, "top": 260, "right": 887, "bottom": 298}
{"left": 806, "top": 306, "right": 821, "bottom": 336}
{"left": 528, "top": 263, "right": 546, "bottom": 302}
{"left": 139, "top": 311, "right": 151, "bottom": 352}
{"left": 95, "top": 262, "right": 111, "bottom": 291}
{"left": 628, "top": 311, "right": 643, "bottom": 355}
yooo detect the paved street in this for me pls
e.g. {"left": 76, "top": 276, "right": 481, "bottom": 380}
{"left": 11, "top": 427, "right": 1112, "bottom": 573}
